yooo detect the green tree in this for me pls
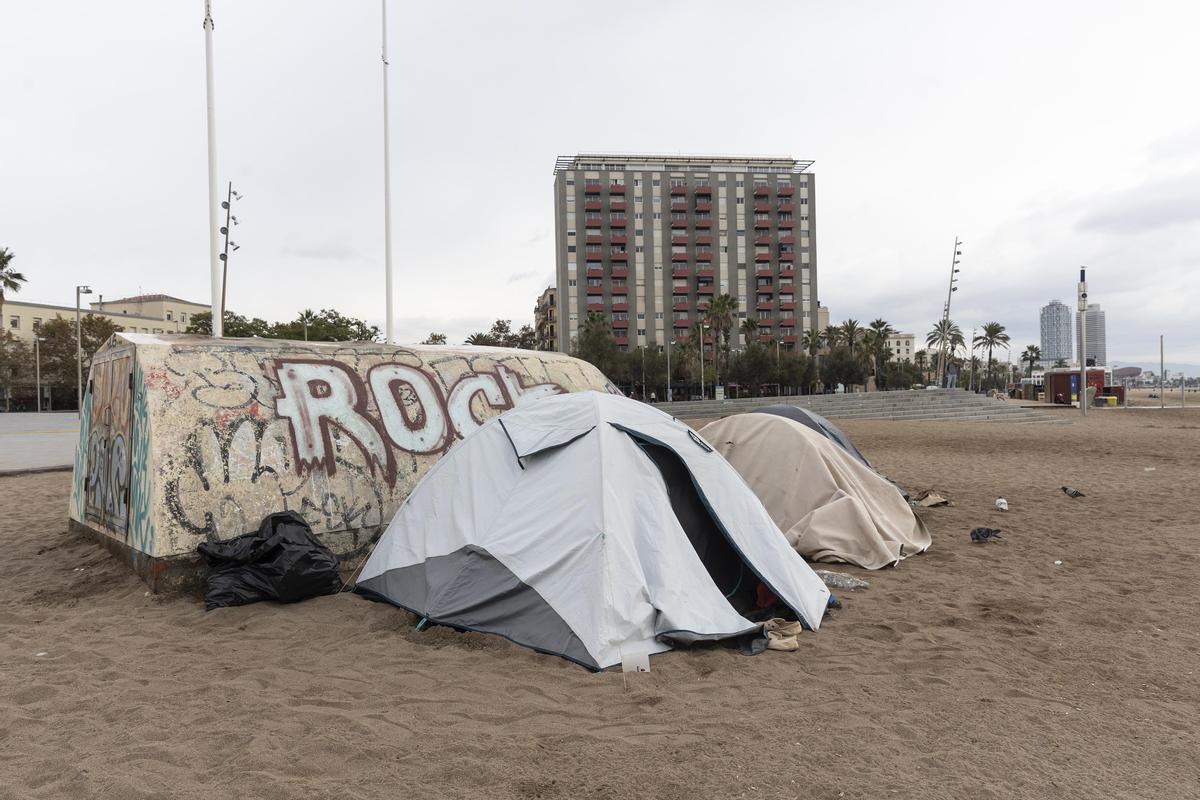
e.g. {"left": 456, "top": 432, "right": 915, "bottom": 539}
{"left": 820, "top": 345, "right": 865, "bottom": 390}
{"left": 867, "top": 318, "right": 896, "bottom": 390}
{"left": 823, "top": 325, "right": 844, "bottom": 350}
{"left": 297, "top": 309, "right": 318, "bottom": 341}
{"left": 572, "top": 312, "right": 620, "bottom": 379}
{"left": 704, "top": 293, "right": 738, "bottom": 376}
{"left": 464, "top": 319, "right": 537, "bottom": 349}
{"left": 1021, "top": 344, "right": 1042, "bottom": 378}
{"left": 0, "top": 331, "right": 33, "bottom": 411}
{"left": 34, "top": 314, "right": 124, "bottom": 401}
{"left": 973, "top": 322, "right": 1011, "bottom": 390}
{"left": 840, "top": 319, "right": 863, "bottom": 355}
{"left": 421, "top": 332, "right": 447, "bottom": 345}
{"left": 926, "top": 319, "right": 965, "bottom": 385}
{"left": 185, "top": 310, "right": 271, "bottom": 337}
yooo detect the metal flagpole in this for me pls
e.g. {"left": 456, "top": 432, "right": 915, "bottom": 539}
{"left": 203, "top": 1, "right": 223, "bottom": 337}
{"left": 381, "top": 0, "right": 395, "bottom": 344}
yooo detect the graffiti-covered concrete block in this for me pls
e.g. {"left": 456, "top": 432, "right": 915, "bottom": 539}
{"left": 68, "top": 333, "right": 616, "bottom": 590}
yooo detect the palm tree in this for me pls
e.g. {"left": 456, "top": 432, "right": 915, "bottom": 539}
{"left": 800, "top": 328, "right": 823, "bottom": 356}
{"left": 0, "top": 248, "right": 26, "bottom": 335}
{"left": 1053, "top": 358, "right": 1068, "bottom": 369}
{"left": 297, "top": 308, "right": 318, "bottom": 341}
{"left": 914, "top": 349, "right": 929, "bottom": 383}
{"left": 973, "top": 322, "right": 1011, "bottom": 390}
{"left": 840, "top": 319, "right": 863, "bottom": 355}
{"left": 740, "top": 317, "right": 760, "bottom": 342}
{"left": 1021, "top": 344, "right": 1042, "bottom": 378}
{"left": 926, "top": 319, "right": 964, "bottom": 386}
{"left": 823, "top": 325, "right": 844, "bottom": 350}
{"left": 704, "top": 293, "right": 738, "bottom": 374}
{"left": 867, "top": 318, "right": 896, "bottom": 389}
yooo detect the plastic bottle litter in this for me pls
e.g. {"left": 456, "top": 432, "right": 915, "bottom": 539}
{"left": 995, "top": 497, "right": 1009, "bottom": 512}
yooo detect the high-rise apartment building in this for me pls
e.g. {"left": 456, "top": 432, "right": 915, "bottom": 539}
{"left": 1039, "top": 300, "right": 1073, "bottom": 364}
{"left": 1076, "top": 303, "right": 1107, "bottom": 366}
{"left": 533, "top": 286, "right": 557, "bottom": 351}
{"left": 553, "top": 153, "right": 817, "bottom": 356}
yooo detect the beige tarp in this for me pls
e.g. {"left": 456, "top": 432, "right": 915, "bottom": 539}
{"left": 700, "top": 413, "right": 930, "bottom": 570}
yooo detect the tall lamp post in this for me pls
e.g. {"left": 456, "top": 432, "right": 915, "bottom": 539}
{"left": 666, "top": 338, "right": 673, "bottom": 403}
{"left": 34, "top": 335, "right": 44, "bottom": 413}
{"left": 75, "top": 285, "right": 92, "bottom": 416}
{"left": 935, "top": 237, "right": 963, "bottom": 388}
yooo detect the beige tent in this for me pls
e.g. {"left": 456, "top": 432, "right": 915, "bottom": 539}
{"left": 700, "top": 413, "right": 930, "bottom": 570}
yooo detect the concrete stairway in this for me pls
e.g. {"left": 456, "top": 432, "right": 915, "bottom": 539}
{"left": 651, "top": 388, "right": 1069, "bottom": 424}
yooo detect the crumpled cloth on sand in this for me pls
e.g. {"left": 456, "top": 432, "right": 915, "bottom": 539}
{"left": 763, "top": 619, "right": 804, "bottom": 651}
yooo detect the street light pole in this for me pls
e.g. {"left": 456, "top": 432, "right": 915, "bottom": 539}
{"left": 203, "top": 1, "right": 223, "bottom": 338}
{"left": 1078, "top": 268, "right": 1088, "bottom": 417}
{"left": 75, "top": 285, "right": 92, "bottom": 417}
{"left": 34, "top": 336, "right": 42, "bottom": 413}
{"left": 935, "top": 237, "right": 963, "bottom": 388}
{"left": 381, "top": 0, "right": 395, "bottom": 344}
{"left": 666, "top": 338, "right": 673, "bottom": 403}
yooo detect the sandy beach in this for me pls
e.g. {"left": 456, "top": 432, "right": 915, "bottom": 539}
{"left": 2, "top": 409, "right": 1198, "bottom": 799}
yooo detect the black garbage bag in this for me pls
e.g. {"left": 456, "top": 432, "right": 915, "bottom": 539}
{"left": 197, "top": 511, "right": 342, "bottom": 610}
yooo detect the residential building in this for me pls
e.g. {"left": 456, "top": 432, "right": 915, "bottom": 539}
{"left": 1076, "top": 303, "right": 1107, "bottom": 366}
{"left": 553, "top": 153, "right": 817, "bottom": 357}
{"left": 1039, "top": 300, "right": 1073, "bottom": 365}
{"left": 885, "top": 332, "right": 916, "bottom": 363}
{"left": 4, "top": 293, "right": 209, "bottom": 344}
{"left": 533, "top": 286, "right": 557, "bottom": 351}
{"left": 816, "top": 304, "right": 830, "bottom": 336}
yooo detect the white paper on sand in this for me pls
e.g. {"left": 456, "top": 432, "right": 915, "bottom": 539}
{"left": 621, "top": 652, "right": 651, "bottom": 673}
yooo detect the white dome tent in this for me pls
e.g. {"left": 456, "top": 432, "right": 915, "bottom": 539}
{"left": 356, "top": 391, "right": 830, "bottom": 670}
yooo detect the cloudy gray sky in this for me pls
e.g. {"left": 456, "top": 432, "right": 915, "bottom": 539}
{"left": 3, "top": 1, "right": 1199, "bottom": 363}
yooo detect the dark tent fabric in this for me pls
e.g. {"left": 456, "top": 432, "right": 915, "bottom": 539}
{"left": 752, "top": 405, "right": 872, "bottom": 468}
{"left": 197, "top": 511, "right": 343, "bottom": 610}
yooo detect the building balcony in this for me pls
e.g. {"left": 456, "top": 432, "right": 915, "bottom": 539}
{"left": 694, "top": 219, "right": 712, "bottom": 229}
{"left": 672, "top": 234, "right": 689, "bottom": 245}
{"left": 586, "top": 286, "right": 604, "bottom": 295}
{"left": 696, "top": 284, "right": 714, "bottom": 295}
{"left": 671, "top": 201, "right": 690, "bottom": 212}
{"left": 609, "top": 201, "right": 627, "bottom": 212}
{"left": 696, "top": 301, "right": 710, "bottom": 313}
{"left": 611, "top": 285, "right": 628, "bottom": 295}
{"left": 673, "top": 266, "right": 690, "bottom": 277}
{"left": 612, "top": 319, "right": 629, "bottom": 329}
{"left": 614, "top": 336, "right": 629, "bottom": 347}
{"left": 585, "top": 235, "right": 602, "bottom": 245}
{"left": 779, "top": 252, "right": 795, "bottom": 262}
{"left": 610, "top": 266, "right": 628, "bottom": 278}
{"left": 586, "top": 266, "right": 604, "bottom": 278}
{"left": 672, "top": 251, "right": 689, "bottom": 262}
{"left": 755, "top": 252, "right": 772, "bottom": 262}
{"left": 759, "top": 334, "right": 774, "bottom": 343}
{"left": 674, "top": 318, "right": 690, "bottom": 328}
{"left": 779, "top": 235, "right": 795, "bottom": 245}
{"left": 779, "top": 267, "right": 795, "bottom": 278}
{"left": 696, "top": 267, "right": 715, "bottom": 277}
{"left": 671, "top": 219, "right": 688, "bottom": 229}
{"left": 777, "top": 219, "right": 793, "bottom": 230}
{"left": 587, "top": 301, "right": 603, "bottom": 311}
{"left": 611, "top": 301, "right": 628, "bottom": 311}
{"left": 753, "top": 185, "right": 770, "bottom": 197}
{"left": 782, "top": 335, "right": 798, "bottom": 344}
{"left": 695, "top": 184, "right": 713, "bottom": 195}
{"left": 777, "top": 202, "right": 795, "bottom": 213}
{"left": 754, "top": 218, "right": 771, "bottom": 229}
{"left": 756, "top": 268, "right": 774, "bottom": 279}
{"left": 583, "top": 184, "right": 601, "bottom": 194}
{"left": 609, "top": 184, "right": 626, "bottom": 194}
{"left": 695, "top": 233, "right": 713, "bottom": 245}
{"left": 610, "top": 251, "right": 628, "bottom": 261}
{"left": 777, "top": 186, "right": 795, "bottom": 196}
{"left": 779, "top": 301, "right": 796, "bottom": 311}
{"left": 694, "top": 201, "right": 712, "bottom": 212}
{"left": 585, "top": 218, "right": 602, "bottom": 229}
{"left": 610, "top": 234, "right": 627, "bottom": 245}
{"left": 779, "top": 317, "right": 797, "bottom": 327}
{"left": 673, "top": 302, "right": 689, "bottom": 311}
{"left": 584, "top": 200, "right": 602, "bottom": 211}
{"left": 610, "top": 217, "right": 627, "bottom": 227}
{"left": 695, "top": 252, "right": 713, "bottom": 262}
{"left": 754, "top": 202, "right": 771, "bottom": 213}
{"left": 755, "top": 235, "right": 772, "bottom": 245}
{"left": 670, "top": 185, "right": 687, "bottom": 195}
{"left": 758, "top": 318, "right": 774, "bottom": 327}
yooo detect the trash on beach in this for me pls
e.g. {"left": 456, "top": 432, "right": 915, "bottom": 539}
{"left": 995, "top": 497, "right": 1009, "bottom": 512}
{"left": 814, "top": 569, "right": 871, "bottom": 591}
{"left": 970, "top": 527, "right": 1003, "bottom": 542}
{"left": 35, "top": 652, "right": 47, "bottom": 657}
{"left": 1143, "top": 467, "right": 1156, "bottom": 472}
{"left": 197, "top": 511, "right": 343, "bottom": 611}
{"left": 1061, "top": 486, "right": 1086, "bottom": 498}
{"left": 1054, "top": 560, "right": 1064, "bottom": 566}
{"left": 912, "top": 489, "right": 952, "bottom": 507}
{"left": 620, "top": 652, "right": 651, "bottom": 673}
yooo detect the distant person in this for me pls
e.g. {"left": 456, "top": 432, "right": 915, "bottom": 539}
{"left": 946, "top": 362, "right": 959, "bottom": 389}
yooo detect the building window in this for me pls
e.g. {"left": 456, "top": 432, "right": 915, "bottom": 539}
{"left": 32, "top": 317, "right": 42, "bottom": 331}
{"left": 8, "top": 316, "right": 18, "bottom": 329}
{"left": 181, "top": 313, "right": 188, "bottom": 322}
{"left": 567, "top": 245, "right": 576, "bottom": 253}
{"left": 655, "top": 312, "right": 664, "bottom": 320}
{"left": 587, "top": 278, "right": 602, "bottom": 287}
{"left": 568, "top": 279, "right": 577, "bottom": 287}
{"left": 637, "top": 328, "right": 646, "bottom": 336}
{"left": 166, "top": 311, "right": 173, "bottom": 321}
